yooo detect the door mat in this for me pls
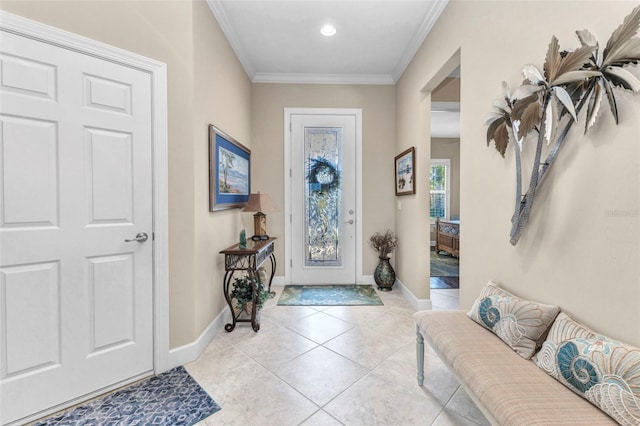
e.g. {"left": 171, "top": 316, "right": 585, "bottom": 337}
{"left": 430, "top": 251, "right": 459, "bottom": 277}
{"left": 34, "top": 366, "right": 220, "bottom": 426}
{"left": 278, "top": 284, "right": 384, "bottom": 306}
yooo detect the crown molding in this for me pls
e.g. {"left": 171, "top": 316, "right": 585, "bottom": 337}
{"left": 392, "top": 0, "right": 449, "bottom": 82}
{"left": 206, "top": 0, "right": 255, "bottom": 80}
{"left": 252, "top": 73, "right": 395, "bottom": 85}
{"left": 206, "top": 0, "right": 448, "bottom": 86}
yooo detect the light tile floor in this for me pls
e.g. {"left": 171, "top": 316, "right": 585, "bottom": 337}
{"left": 188, "top": 286, "right": 487, "bottom": 426}
{"left": 430, "top": 288, "right": 460, "bottom": 311}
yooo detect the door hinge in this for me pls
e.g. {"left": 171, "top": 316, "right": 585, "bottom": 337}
{"left": 152, "top": 232, "right": 155, "bottom": 241}
{"left": 290, "top": 213, "right": 292, "bottom": 223}
{"left": 290, "top": 121, "right": 292, "bottom": 132}
{"left": 290, "top": 259, "right": 293, "bottom": 267}
{"left": 290, "top": 168, "right": 292, "bottom": 177}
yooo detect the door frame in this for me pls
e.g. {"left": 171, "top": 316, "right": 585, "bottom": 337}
{"left": 284, "top": 108, "right": 363, "bottom": 284}
{"left": 0, "top": 10, "right": 170, "bottom": 377}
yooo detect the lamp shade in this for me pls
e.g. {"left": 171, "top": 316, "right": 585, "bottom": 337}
{"left": 243, "top": 192, "right": 276, "bottom": 213}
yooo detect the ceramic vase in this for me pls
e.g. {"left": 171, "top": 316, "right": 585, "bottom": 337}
{"left": 374, "top": 257, "right": 396, "bottom": 291}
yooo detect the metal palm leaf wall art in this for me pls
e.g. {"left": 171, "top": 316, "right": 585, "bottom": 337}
{"left": 486, "top": 6, "right": 640, "bottom": 245}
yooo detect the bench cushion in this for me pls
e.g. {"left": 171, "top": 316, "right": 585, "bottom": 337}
{"left": 467, "top": 281, "right": 560, "bottom": 359}
{"left": 534, "top": 312, "right": 640, "bottom": 425}
{"left": 413, "top": 310, "right": 616, "bottom": 425}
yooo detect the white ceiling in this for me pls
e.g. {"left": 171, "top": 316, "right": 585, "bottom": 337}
{"left": 206, "top": 0, "right": 449, "bottom": 85}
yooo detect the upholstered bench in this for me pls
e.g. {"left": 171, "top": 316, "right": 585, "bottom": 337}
{"left": 413, "top": 310, "right": 617, "bottom": 425}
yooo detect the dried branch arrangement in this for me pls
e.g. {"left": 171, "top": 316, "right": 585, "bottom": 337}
{"left": 486, "top": 6, "right": 640, "bottom": 245}
{"left": 369, "top": 229, "right": 398, "bottom": 259}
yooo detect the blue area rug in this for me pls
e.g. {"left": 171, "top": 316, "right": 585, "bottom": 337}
{"left": 278, "top": 284, "right": 384, "bottom": 306}
{"left": 34, "top": 366, "right": 220, "bottom": 425}
{"left": 430, "top": 251, "right": 459, "bottom": 277}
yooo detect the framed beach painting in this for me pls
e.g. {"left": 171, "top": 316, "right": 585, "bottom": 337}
{"left": 209, "top": 125, "right": 251, "bottom": 211}
{"left": 395, "top": 147, "right": 416, "bottom": 196}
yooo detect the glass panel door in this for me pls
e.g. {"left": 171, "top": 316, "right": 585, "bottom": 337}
{"left": 304, "top": 127, "right": 343, "bottom": 266}
{"left": 290, "top": 113, "right": 357, "bottom": 284}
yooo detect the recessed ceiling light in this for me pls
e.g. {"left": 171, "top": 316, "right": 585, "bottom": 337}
{"left": 320, "top": 24, "right": 336, "bottom": 37}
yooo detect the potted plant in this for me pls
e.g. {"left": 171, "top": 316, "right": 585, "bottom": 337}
{"left": 369, "top": 230, "right": 398, "bottom": 291}
{"left": 230, "top": 275, "right": 269, "bottom": 317}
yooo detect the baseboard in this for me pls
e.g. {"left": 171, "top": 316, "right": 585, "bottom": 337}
{"left": 271, "top": 275, "right": 286, "bottom": 286}
{"left": 360, "top": 275, "right": 375, "bottom": 285}
{"left": 167, "top": 276, "right": 286, "bottom": 368}
{"left": 167, "top": 304, "right": 231, "bottom": 369}
{"left": 166, "top": 274, "right": 433, "bottom": 368}
{"left": 395, "top": 278, "right": 432, "bottom": 311}
{"left": 362, "top": 275, "right": 431, "bottom": 311}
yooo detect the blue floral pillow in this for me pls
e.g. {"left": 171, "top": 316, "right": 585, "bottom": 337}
{"left": 467, "top": 281, "right": 560, "bottom": 359}
{"left": 534, "top": 313, "right": 640, "bottom": 425}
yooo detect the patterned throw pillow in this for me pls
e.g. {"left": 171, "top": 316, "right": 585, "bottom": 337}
{"left": 467, "top": 281, "right": 560, "bottom": 359}
{"left": 534, "top": 313, "right": 640, "bottom": 426}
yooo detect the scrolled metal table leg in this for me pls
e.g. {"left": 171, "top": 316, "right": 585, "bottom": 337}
{"left": 268, "top": 253, "right": 276, "bottom": 297}
{"left": 223, "top": 270, "right": 237, "bottom": 332}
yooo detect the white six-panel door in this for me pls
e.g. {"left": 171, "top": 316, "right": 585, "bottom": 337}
{"left": 0, "top": 30, "right": 154, "bottom": 424}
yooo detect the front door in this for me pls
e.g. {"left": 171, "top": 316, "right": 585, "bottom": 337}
{"left": 0, "top": 30, "right": 154, "bottom": 424}
{"left": 290, "top": 112, "right": 358, "bottom": 284}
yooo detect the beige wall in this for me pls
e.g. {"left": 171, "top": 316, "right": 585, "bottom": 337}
{"left": 251, "top": 84, "right": 396, "bottom": 276}
{"left": 5, "top": 0, "right": 638, "bottom": 352}
{"left": 192, "top": 1, "right": 252, "bottom": 344}
{"left": 432, "top": 77, "right": 460, "bottom": 103}
{"left": 1, "top": 0, "right": 252, "bottom": 348}
{"left": 397, "top": 0, "right": 640, "bottom": 346}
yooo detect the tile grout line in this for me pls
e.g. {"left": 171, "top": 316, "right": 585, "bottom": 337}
{"left": 194, "top": 288, "right": 474, "bottom": 425}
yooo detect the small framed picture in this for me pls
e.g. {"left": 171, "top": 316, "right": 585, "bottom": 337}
{"left": 209, "top": 125, "right": 251, "bottom": 211}
{"left": 395, "top": 147, "right": 416, "bottom": 196}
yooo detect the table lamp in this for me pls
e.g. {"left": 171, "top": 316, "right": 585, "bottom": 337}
{"left": 243, "top": 192, "right": 276, "bottom": 241}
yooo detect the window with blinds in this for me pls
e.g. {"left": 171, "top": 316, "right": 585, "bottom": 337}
{"left": 430, "top": 159, "right": 450, "bottom": 221}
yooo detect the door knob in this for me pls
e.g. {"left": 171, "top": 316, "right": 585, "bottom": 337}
{"left": 345, "top": 219, "right": 355, "bottom": 225}
{"left": 125, "top": 232, "right": 149, "bottom": 243}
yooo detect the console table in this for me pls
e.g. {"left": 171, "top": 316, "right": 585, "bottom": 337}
{"left": 219, "top": 237, "right": 276, "bottom": 332}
